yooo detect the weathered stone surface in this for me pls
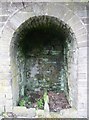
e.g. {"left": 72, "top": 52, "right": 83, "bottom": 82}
{"left": 71, "top": 21, "right": 84, "bottom": 34}
{"left": 76, "top": 27, "right": 87, "bottom": 36}
{"left": 78, "top": 63, "right": 87, "bottom": 71}
{"left": 78, "top": 81, "right": 87, "bottom": 87}
{"left": 66, "top": 2, "right": 87, "bottom": 12}
{"left": 46, "top": 3, "right": 69, "bottom": 19}
{"left": 78, "top": 73, "right": 87, "bottom": 79}
{"left": 13, "top": 107, "right": 36, "bottom": 118}
{"left": 82, "top": 17, "right": 89, "bottom": 24}
{"left": 12, "top": 107, "right": 28, "bottom": 117}
{"left": 0, "top": 22, "right": 4, "bottom": 28}
{"left": 0, "top": 16, "right": 8, "bottom": 22}
{"left": 63, "top": 10, "right": 74, "bottom": 22}
{"left": 78, "top": 109, "right": 87, "bottom": 118}
{"left": 67, "top": 15, "right": 80, "bottom": 26}
{"left": 0, "top": 105, "right": 4, "bottom": 113}
{"left": 0, "top": 2, "right": 88, "bottom": 118}
{"left": 0, "top": 116, "right": 2, "bottom": 120}
{"left": 60, "top": 108, "right": 77, "bottom": 118}
{"left": 78, "top": 47, "right": 87, "bottom": 58}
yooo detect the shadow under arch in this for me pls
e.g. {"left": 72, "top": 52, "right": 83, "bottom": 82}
{"left": 10, "top": 15, "right": 78, "bottom": 111}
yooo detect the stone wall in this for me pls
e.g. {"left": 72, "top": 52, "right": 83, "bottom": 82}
{"left": 0, "top": 1, "right": 88, "bottom": 118}
{"left": 86, "top": 2, "right": 89, "bottom": 119}
{"left": 10, "top": 15, "right": 77, "bottom": 107}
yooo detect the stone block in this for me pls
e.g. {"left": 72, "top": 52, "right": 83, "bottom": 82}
{"left": 0, "top": 44, "right": 9, "bottom": 53}
{"left": 0, "top": 73, "right": 11, "bottom": 82}
{"left": 4, "top": 86, "right": 12, "bottom": 93}
{"left": 78, "top": 102, "right": 87, "bottom": 110}
{"left": 1, "top": 29, "right": 15, "bottom": 43}
{"left": 5, "top": 99, "right": 13, "bottom": 107}
{"left": 0, "top": 93, "right": 5, "bottom": 105}
{"left": 60, "top": 108, "right": 77, "bottom": 118}
{"left": 63, "top": 10, "right": 74, "bottom": 22}
{"left": 10, "top": 2, "right": 23, "bottom": 10}
{"left": 5, "top": 106, "right": 12, "bottom": 112}
{"left": 78, "top": 109, "right": 87, "bottom": 118}
{"left": 78, "top": 41, "right": 87, "bottom": 47}
{"left": 72, "top": 21, "right": 84, "bottom": 34}
{"left": 78, "top": 47, "right": 87, "bottom": 58}
{"left": 75, "top": 10, "right": 87, "bottom": 18}
{"left": 22, "top": 2, "right": 46, "bottom": 15}
{"left": 0, "top": 22, "right": 4, "bottom": 28}
{"left": 10, "top": 11, "right": 34, "bottom": 27}
{"left": 6, "top": 93, "right": 12, "bottom": 99}
{"left": 78, "top": 78, "right": 87, "bottom": 82}
{"left": 2, "top": 2, "right": 20, "bottom": 14}
{"left": 32, "top": 2, "right": 49, "bottom": 15}
{"left": 13, "top": 106, "right": 28, "bottom": 116}
{"left": 21, "top": 2, "right": 33, "bottom": 12}
{"left": 36, "top": 109, "right": 52, "bottom": 118}
{"left": 82, "top": 17, "right": 89, "bottom": 25}
{"left": 78, "top": 81, "right": 87, "bottom": 87}
{"left": 78, "top": 73, "right": 87, "bottom": 79}
{"left": 67, "top": 15, "right": 80, "bottom": 27}
{"left": 3, "top": 25, "right": 15, "bottom": 39}
{"left": 0, "top": 105, "right": 4, "bottom": 113}
{"left": 0, "top": 85, "right": 6, "bottom": 93}
{"left": 78, "top": 97, "right": 87, "bottom": 107}
{"left": 9, "top": 17, "right": 22, "bottom": 30}
{"left": 0, "top": 16, "right": 8, "bottom": 22}
{"left": 13, "top": 107, "right": 36, "bottom": 118}
{"left": 78, "top": 64, "right": 87, "bottom": 73}
{"left": 8, "top": 11, "right": 34, "bottom": 30}
{"left": 1, "top": 2, "right": 11, "bottom": 15}
{"left": 66, "top": 2, "right": 87, "bottom": 12}
{"left": 47, "top": 3, "right": 69, "bottom": 20}
{"left": 75, "top": 27, "right": 87, "bottom": 36}
{"left": 27, "top": 108, "right": 36, "bottom": 118}
{"left": 78, "top": 86, "right": 87, "bottom": 94}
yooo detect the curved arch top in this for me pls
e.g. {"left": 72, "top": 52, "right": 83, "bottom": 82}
{"left": 10, "top": 15, "right": 77, "bottom": 58}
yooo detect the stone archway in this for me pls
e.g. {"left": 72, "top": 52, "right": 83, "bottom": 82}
{"left": 10, "top": 15, "right": 77, "bottom": 110}
{"left": 0, "top": 2, "right": 87, "bottom": 118}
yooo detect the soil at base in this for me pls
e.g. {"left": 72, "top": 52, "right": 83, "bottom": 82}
{"left": 22, "top": 91, "right": 71, "bottom": 112}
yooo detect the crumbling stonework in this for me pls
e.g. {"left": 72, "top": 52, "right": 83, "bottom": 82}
{"left": 0, "top": 1, "right": 88, "bottom": 118}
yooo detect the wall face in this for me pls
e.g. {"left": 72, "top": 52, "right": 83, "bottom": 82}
{"left": 0, "top": 2, "right": 88, "bottom": 118}
{"left": 87, "top": 3, "right": 89, "bottom": 119}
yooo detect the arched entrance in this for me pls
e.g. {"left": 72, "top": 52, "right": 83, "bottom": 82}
{"left": 10, "top": 15, "right": 78, "bottom": 111}
{"left": 0, "top": 2, "right": 87, "bottom": 117}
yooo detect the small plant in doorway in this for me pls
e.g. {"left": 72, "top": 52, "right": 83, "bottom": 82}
{"left": 36, "top": 98, "right": 44, "bottom": 109}
{"left": 18, "top": 99, "right": 26, "bottom": 106}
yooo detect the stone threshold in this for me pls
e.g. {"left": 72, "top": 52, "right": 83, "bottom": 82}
{"left": 1, "top": 106, "right": 77, "bottom": 118}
